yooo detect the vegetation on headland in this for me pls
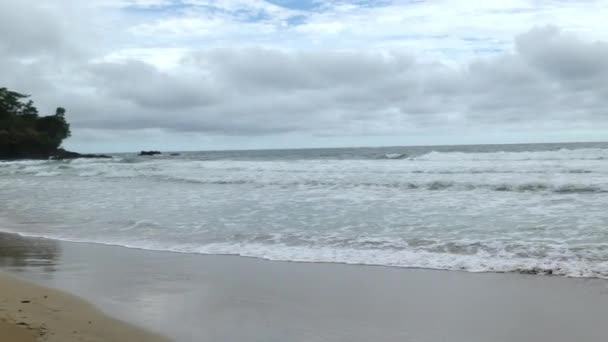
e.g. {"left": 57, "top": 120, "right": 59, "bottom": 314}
{"left": 0, "top": 87, "right": 108, "bottom": 160}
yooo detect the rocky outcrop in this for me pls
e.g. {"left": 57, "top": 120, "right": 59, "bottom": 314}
{"left": 0, "top": 148, "right": 111, "bottom": 160}
{"left": 139, "top": 151, "right": 162, "bottom": 156}
{"left": 50, "top": 149, "right": 111, "bottom": 160}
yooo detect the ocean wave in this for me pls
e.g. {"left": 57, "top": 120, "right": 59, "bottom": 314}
{"left": 1, "top": 158, "right": 605, "bottom": 194}
{"left": 6, "top": 167, "right": 603, "bottom": 194}
{"left": 383, "top": 153, "right": 407, "bottom": 159}
{"left": 412, "top": 148, "right": 608, "bottom": 161}
{"left": 128, "top": 177, "right": 608, "bottom": 194}
{"left": 3, "top": 164, "right": 601, "bottom": 178}
{"left": 1, "top": 147, "right": 607, "bottom": 183}
{"left": 2, "top": 145, "right": 608, "bottom": 281}
{"left": 2, "top": 226, "right": 607, "bottom": 279}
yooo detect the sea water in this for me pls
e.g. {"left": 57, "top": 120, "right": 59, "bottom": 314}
{"left": 1, "top": 142, "right": 608, "bottom": 278}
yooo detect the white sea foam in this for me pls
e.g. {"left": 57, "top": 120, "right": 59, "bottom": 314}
{"left": 2, "top": 222, "right": 607, "bottom": 279}
{"left": 384, "top": 153, "right": 406, "bottom": 159}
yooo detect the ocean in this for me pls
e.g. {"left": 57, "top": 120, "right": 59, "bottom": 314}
{"left": 1, "top": 142, "right": 608, "bottom": 278}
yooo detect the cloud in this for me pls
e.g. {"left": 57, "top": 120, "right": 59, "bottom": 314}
{"left": 516, "top": 26, "right": 608, "bottom": 82}
{"left": 0, "top": 2, "right": 65, "bottom": 57}
{"left": 1, "top": 0, "right": 608, "bottom": 151}
{"left": 51, "top": 27, "right": 604, "bottom": 140}
{"left": 88, "top": 61, "right": 220, "bottom": 109}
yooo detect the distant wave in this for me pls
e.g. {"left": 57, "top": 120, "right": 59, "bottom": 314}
{"left": 104, "top": 177, "right": 608, "bottom": 194}
{"left": 412, "top": 148, "right": 608, "bottom": 161}
{"left": 1, "top": 162, "right": 604, "bottom": 194}
{"left": 383, "top": 153, "right": 407, "bottom": 159}
{"left": 2, "top": 164, "right": 600, "bottom": 177}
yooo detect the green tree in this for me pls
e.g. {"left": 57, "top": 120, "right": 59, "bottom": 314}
{"left": 0, "top": 87, "right": 71, "bottom": 159}
{"left": 55, "top": 107, "right": 66, "bottom": 117}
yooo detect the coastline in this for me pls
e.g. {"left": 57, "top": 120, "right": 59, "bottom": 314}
{"left": 1, "top": 232, "right": 608, "bottom": 342}
{"left": 0, "top": 270, "right": 169, "bottom": 342}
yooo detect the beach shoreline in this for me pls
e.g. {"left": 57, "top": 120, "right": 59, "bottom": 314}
{"left": 0, "top": 270, "right": 169, "bottom": 342}
{"left": 1, "top": 231, "right": 608, "bottom": 342}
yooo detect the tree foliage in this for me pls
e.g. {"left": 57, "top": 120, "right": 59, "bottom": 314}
{"left": 0, "top": 87, "right": 71, "bottom": 159}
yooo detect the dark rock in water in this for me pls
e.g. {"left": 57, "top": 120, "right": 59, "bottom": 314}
{"left": 517, "top": 267, "right": 542, "bottom": 275}
{"left": 51, "top": 148, "right": 111, "bottom": 160}
{"left": 1, "top": 148, "right": 111, "bottom": 160}
{"left": 170, "top": 153, "right": 181, "bottom": 156}
{"left": 139, "top": 150, "right": 162, "bottom": 156}
{"left": 516, "top": 267, "right": 556, "bottom": 276}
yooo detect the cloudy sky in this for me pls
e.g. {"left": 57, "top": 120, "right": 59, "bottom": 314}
{"left": 1, "top": 0, "right": 608, "bottom": 152}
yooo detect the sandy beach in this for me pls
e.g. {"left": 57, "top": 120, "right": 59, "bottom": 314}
{"left": 0, "top": 232, "right": 607, "bottom": 342}
{"left": 0, "top": 271, "right": 168, "bottom": 342}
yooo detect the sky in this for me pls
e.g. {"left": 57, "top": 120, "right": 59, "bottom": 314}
{"left": 1, "top": 0, "right": 608, "bottom": 152}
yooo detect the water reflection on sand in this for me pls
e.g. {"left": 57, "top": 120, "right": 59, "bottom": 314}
{"left": 0, "top": 232, "right": 59, "bottom": 273}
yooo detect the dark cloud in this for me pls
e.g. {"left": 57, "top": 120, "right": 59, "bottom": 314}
{"left": 88, "top": 61, "right": 220, "bottom": 109}
{"left": 188, "top": 48, "right": 416, "bottom": 91}
{"left": 516, "top": 26, "right": 608, "bottom": 81}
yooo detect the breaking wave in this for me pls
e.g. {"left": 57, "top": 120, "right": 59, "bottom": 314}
{"left": 2, "top": 224, "right": 608, "bottom": 279}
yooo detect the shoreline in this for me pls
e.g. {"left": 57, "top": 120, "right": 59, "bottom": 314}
{"left": 0, "top": 270, "right": 169, "bottom": 342}
{"left": 1, "top": 229, "right": 603, "bottom": 280}
{"left": 1, "top": 231, "right": 608, "bottom": 342}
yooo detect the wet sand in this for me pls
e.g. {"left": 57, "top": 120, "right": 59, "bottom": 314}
{"left": 0, "top": 319, "right": 37, "bottom": 342}
{"left": 1, "top": 232, "right": 608, "bottom": 342}
{"left": 0, "top": 271, "right": 168, "bottom": 342}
